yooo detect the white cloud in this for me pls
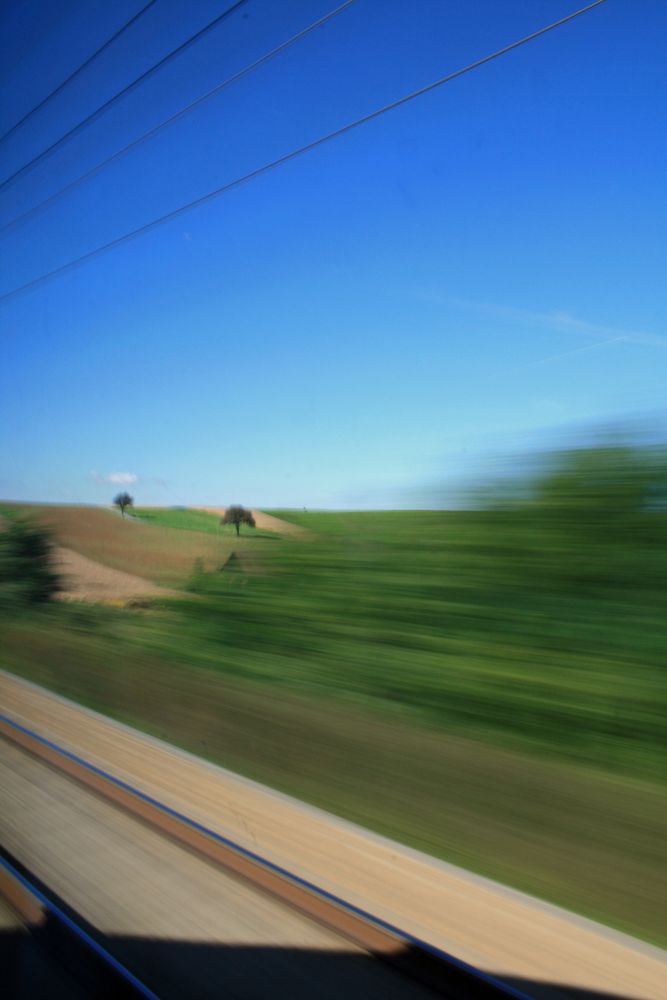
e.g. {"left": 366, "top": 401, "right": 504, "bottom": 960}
{"left": 109, "top": 472, "right": 138, "bottom": 485}
{"left": 90, "top": 471, "right": 138, "bottom": 485}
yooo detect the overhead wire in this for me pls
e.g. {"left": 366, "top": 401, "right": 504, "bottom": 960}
{"left": 0, "top": 0, "right": 609, "bottom": 308}
{"left": 0, "top": 0, "right": 159, "bottom": 146}
{"left": 0, "top": 0, "right": 249, "bottom": 195}
{"left": 0, "top": 0, "right": 356, "bottom": 238}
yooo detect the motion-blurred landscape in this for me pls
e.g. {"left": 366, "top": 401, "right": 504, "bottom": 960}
{"left": 2, "top": 433, "right": 665, "bottom": 947}
{"left": 2, "top": 1, "right": 667, "bottom": 995}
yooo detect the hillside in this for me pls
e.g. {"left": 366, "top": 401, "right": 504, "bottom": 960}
{"left": 0, "top": 504, "right": 259, "bottom": 587}
{"left": 132, "top": 506, "right": 289, "bottom": 539}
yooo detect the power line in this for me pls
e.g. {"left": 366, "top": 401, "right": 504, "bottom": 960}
{"left": 0, "top": 0, "right": 609, "bottom": 308}
{"left": 0, "top": 1, "right": 356, "bottom": 238}
{"left": 0, "top": 0, "right": 249, "bottom": 195}
{"left": 0, "top": 0, "right": 159, "bottom": 146}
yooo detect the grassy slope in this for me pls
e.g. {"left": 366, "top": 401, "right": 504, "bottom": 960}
{"left": 132, "top": 507, "right": 281, "bottom": 540}
{"left": 1, "top": 504, "right": 665, "bottom": 943}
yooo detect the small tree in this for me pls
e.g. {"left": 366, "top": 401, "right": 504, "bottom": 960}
{"left": 113, "top": 492, "right": 134, "bottom": 517}
{"left": 222, "top": 505, "right": 256, "bottom": 537}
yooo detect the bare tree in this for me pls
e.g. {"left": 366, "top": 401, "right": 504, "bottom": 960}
{"left": 113, "top": 492, "right": 134, "bottom": 517}
{"left": 222, "top": 505, "right": 256, "bottom": 537}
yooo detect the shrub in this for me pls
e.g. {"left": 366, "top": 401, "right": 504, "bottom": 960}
{"left": 0, "top": 520, "right": 60, "bottom": 610}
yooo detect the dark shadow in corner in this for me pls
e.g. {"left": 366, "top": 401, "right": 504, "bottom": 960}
{"left": 0, "top": 845, "right": 648, "bottom": 1000}
{"left": 1, "top": 925, "right": 650, "bottom": 1000}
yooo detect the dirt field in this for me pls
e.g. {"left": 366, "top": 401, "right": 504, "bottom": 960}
{"left": 2, "top": 671, "right": 665, "bottom": 1000}
{"left": 5, "top": 504, "right": 238, "bottom": 586}
{"left": 53, "top": 546, "right": 177, "bottom": 603}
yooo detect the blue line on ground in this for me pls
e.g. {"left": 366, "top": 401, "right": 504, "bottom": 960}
{"left": 0, "top": 852, "right": 160, "bottom": 999}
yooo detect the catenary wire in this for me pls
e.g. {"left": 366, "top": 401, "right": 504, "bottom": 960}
{"left": 0, "top": 0, "right": 356, "bottom": 238}
{"left": 0, "top": 0, "right": 159, "bottom": 146}
{"left": 0, "top": 0, "right": 609, "bottom": 308}
{"left": 0, "top": 0, "right": 249, "bottom": 194}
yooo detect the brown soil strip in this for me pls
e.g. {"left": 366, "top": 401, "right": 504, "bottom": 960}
{"left": 53, "top": 546, "right": 178, "bottom": 603}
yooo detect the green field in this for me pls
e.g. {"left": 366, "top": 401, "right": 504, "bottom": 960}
{"left": 131, "top": 507, "right": 281, "bottom": 540}
{"left": 2, "top": 444, "right": 666, "bottom": 944}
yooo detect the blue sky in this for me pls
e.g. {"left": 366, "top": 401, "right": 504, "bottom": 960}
{"left": 1, "top": 0, "right": 665, "bottom": 508}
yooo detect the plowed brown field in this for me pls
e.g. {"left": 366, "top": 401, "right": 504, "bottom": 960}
{"left": 7, "top": 504, "right": 238, "bottom": 586}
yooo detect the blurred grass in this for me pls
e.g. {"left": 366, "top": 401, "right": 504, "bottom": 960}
{"left": 174, "top": 504, "right": 667, "bottom": 782}
{"left": 2, "top": 606, "right": 665, "bottom": 947}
